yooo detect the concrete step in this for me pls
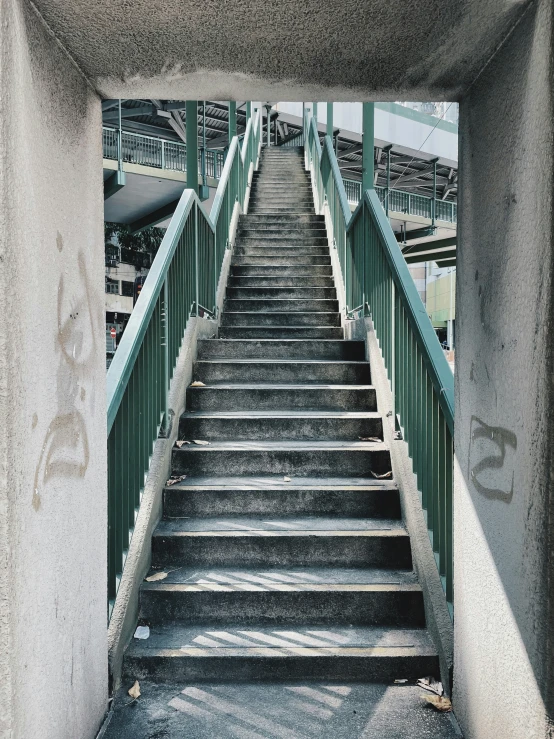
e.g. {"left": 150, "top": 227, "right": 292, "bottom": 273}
{"left": 249, "top": 208, "right": 316, "bottom": 214}
{"left": 227, "top": 275, "right": 335, "bottom": 287}
{"left": 170, "top": 440, "right": 392, "bottom": 479}
{"left": 236, "top": 228, "right": 327, "bottom": 238}
{"left": 152, "top": 515, "right": 405, "bottom": 569}
{"left": 234, "top": 246, "right": 330, "bottom": 257}
{"left": 232, "top": 255, "right": 331, "bottom": 266}
{"left": 196, "top": 339, "right": 364, "bottom": 359}
{"left": 222, "top": 298, "right": 338, "bottom": 313}
{"left": 236, "top": 236, "right": 329, "bottom": 245}
{"left": 218, "top": 326, "right": 345, "bottom": 339}
{"left": 140, "top": 567, "right": 424, "bottom": 626}
{"left": 191, "top": 360, "right": 370, "bottom": 385}
{"left": 124, "top": 624, "right": 437, "bottom": 683}
{"left": 226, "top": 287, "right": 336, "bottom": 300}
{"left": 178, "top": 409, "right": 381, "bottom": 440}
{"left": 239, "top": 214, "right": 324, "bottom": 224}
{"left": 231, "top": 264, "right": 333, "bottom": 276}
{"left": 162, "top": 476, "right": 401, "bottom": 518}
{"left": 104, "top": 680, "right": 459, "bottom": 738}
{"left": 251, "top": 187, "right": 313, "bottom": 195}
{"left": 250, "top": 198, "right": 314, "bottom": 206}
{"left": 220, "top": 311, "right": 341, "bottom": 326}
{"left": 186, "top": 385, "right": 377, "bottom": 412}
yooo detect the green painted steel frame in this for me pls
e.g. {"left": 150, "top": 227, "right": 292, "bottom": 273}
{"left": 305, "top": 112, "right": 454, "bottom": 613}
{"left": 106, "top": 106, "right": 262, "bottom": 612}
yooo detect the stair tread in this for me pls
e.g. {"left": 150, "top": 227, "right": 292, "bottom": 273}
{"left": 105, "top": 680, "right": 459, "bottom": 739}
{"left": 200, "top": 339, "right": 362, "bottom": 343}
{"left": 155, "top": 516, "right": 402, "bottom": 534}
{"left": 172, "top": 440, "right": 388, "bottom": 452}
{"left": 164, "top": 474, "right": 397, "bottom": 489}
{"left": 193, "top": 359, "right": 366, "bottom": 365}
{"left": 180, "top": 410, "right": 379, "bottom": 419}
{"left": 141, "top": 566, "right": 417, "bottom": 587}
{"left": 189, "top": 382, "right": 373, "bottom": 387}
{"left": 127, "top": 623, "right": 436, "bottom": 654}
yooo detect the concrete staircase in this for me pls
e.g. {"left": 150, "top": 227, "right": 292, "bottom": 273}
{"left": 108, "top": 147, "right": 459, "bottom": 739}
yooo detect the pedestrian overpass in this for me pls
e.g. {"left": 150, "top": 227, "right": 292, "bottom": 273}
{"left": 1, "top": 1, "right": 552, "bottom": 738}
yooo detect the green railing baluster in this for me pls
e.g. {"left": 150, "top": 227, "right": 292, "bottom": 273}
{"left": 106, "top": 105, "right": 262, "bottom": 614}
{"left": 305, "top": 121, "right": 455, "bottom": 614}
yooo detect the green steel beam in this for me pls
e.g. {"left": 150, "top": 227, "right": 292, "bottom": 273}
{"left": 246, "top": 101, "right": 251, "bottom": 119}
{"left": 397, "top": 226, "right": 436, "bottom": 242}
{"left": 327, "top": 103, "right": 333, "bottom": 138}
{"left": 404, "top": 247, "right": 456, "bottom": 264}
{"left": 362, "top": 103, "right": 374, "bottom": 192}
{"left": 313, "top": 102, "right": 318, "bottom": 124}
{"left": 186, "top": 101, "right": 199, "bottom": 194}
{"left": 103, "top": 104, "right": 156, "bottom": 120}
{"left": 402, "top": 235, "right": 457, "bottom": 256}
{"left": 129, "top": 198, "right": 180, "bottom": 233}
{"left": 228, "top": 101, "right": 237, "bottom": 142}
{"left": 103, "top": 169, "right": 126, "bottom": 200}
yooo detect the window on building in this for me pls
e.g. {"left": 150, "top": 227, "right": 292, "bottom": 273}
{"left": 105, "top": 278, "right": 119, "bottom": 295}
{"left": 121, "top": 280, "right": 134, "bottom": 297}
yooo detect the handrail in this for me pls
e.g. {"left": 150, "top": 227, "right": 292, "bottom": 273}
{"left": 304, "top": 113, "right": 454, "bottom": 612}
{"left": 102, "top": 126, "right": 225, "bottom": 179}
{"left": 106, "top": 106, "right": 261, "bottom": 611}
{"left": 343, "top": 180, "right": 458, "bottom": 224}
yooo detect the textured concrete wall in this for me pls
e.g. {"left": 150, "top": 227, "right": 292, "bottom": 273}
{"left": 454, "top": 1, "right": 553, "bottom": 736}
{"left": 0, "top": 0, "right": 107, "bottom": 737}
{"left": 31, "top": 0, "right": 532, "bottom": 101}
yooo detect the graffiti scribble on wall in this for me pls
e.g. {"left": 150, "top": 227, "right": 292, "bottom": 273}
{"left": 469, "top": 416, "right": 517, "bottom": 503}
{"left": 33, "top": 248, "right": 97, "bottom": 511}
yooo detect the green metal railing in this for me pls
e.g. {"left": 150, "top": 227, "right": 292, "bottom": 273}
{"left": 278, "top": 130, "right": 305, "bottom": 148}
{"left": 343, "top": 179, "right": 457, "bottom": 224}
{"left": 106, "top": 108, "right": 261, "bottom": 612}
{"left": 306, "top": 113, "right": 454, "bottom": 614}
{"left": 102, "top": 127, "right": 225, "bottom": 179}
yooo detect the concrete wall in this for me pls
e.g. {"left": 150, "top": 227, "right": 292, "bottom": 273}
{"left": 0, "top": 0, "right": 107, "bottom": 737}
{"left": 454, "top": 1, "right": 553, "bottom": 737}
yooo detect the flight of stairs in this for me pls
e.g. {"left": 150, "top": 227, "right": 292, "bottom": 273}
{"left": 112, "top": 147, "right": 452, "bottom": 738}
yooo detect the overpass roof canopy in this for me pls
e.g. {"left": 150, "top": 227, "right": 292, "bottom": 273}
{"left": 34, "top": 0, "right": 531, "bottom": 101}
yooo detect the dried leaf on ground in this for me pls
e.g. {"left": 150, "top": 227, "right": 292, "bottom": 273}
{"left": 166, "top": 474, "right": 187, "bottom": 486}
{"left": 394, "top": 679, "right": 408, "bottom": 684}
{"left": 417, "top": 677, "right": 443, "bottom": 696}
{"left": 128, "top": 681, "right": 141, "bottom": 700}
{"left": 283, "top": 476, "right": 291, "bottom": 482}
{"left": 359, "top": 436, "right": 381, "bottom": 442}
{"left": 193, "top": 440, "right": 210, "bottom": 445}
{"left": 134, "top": 625, "right": 150, "bottom": 640}
{"left": 421, "top": 694, "right": 452, "bottom": 712}
{"left": 175, "top": 440, "right": 191, "bottom": 448}
{"left": 145, "top": 571, "right": 168, "bottom": 582}
{"left": 190, "top": 381, "right": 206, "bottom": 387}
{"left": 370, "top": 470, "right": 393, "bottom": 479}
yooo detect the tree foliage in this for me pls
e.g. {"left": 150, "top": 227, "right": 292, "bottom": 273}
{"left": 105, "top": 222, "right": 163, "bottom": 260}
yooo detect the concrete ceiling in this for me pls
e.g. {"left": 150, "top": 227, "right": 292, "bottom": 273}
{"left": 34, "top": 0, "right": 532, "bottom": 101}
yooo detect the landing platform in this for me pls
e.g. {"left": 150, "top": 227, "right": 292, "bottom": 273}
{"left": 102, "top": 681, "right": 462, "bottom": 738}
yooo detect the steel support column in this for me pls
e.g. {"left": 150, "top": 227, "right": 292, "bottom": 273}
{"left": 327, "top": 103, "right": 333, "bottom": 138}
{"left": 265, "top": 105, "right": 271, "bottom": 147}
{"left": 228, "top": 101, "right": 237, "bottom": 142}
{"left": 362, "top": 102, "right": 374, "bottom": 193}
{"left": 432, "top": 159, "right": 437, "bottom": 226}
{"left": 186, "top": 100, "right": 199, "bottom": 194}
